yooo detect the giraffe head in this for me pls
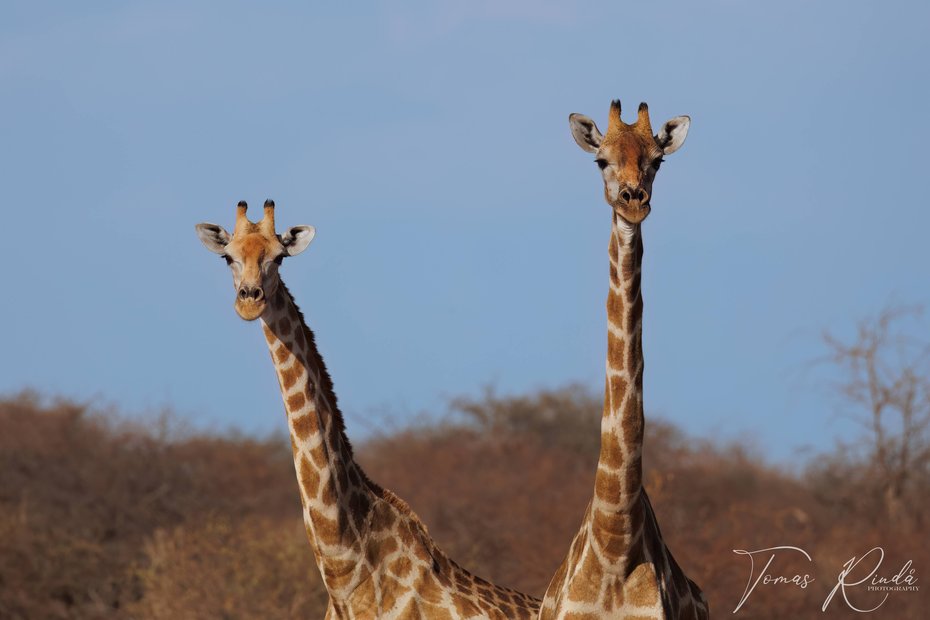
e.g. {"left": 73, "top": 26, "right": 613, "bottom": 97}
{"left": 569, "top": 99, "right": 690, "bottom": 224}
{"left": 195, "top": 200, "right": 315, "bottom": 320}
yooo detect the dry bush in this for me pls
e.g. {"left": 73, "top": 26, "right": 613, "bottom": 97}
{"left": 358, "top": 387, "right": 601, "bottom": 595}
{"left": 127, "top": 516, "right": 326, "bottom": 619}
{"left": 363, "top": 388, "right": 928, "bottom": 618}
{"left": 1, "top": 385, "right": 927, "bottom": 619}
{"left": 813, "top": 306, "right": 930, "bottom": 526}
{"left": 0, "top": 392, "right": 304, "bottom": 619}
{"left": 451, "top": 384, "right": 602, "bottom": 457}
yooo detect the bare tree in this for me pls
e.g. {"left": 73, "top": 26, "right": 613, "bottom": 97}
{"left": 821, "top": 306, "right": 930, "bottom": 524}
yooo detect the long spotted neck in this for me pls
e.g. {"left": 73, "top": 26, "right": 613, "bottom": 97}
{"left": 260, "top": 281, "right": 373, "bottom": 598}
{"left": 591, "top": 212, "right": 646, "bottom": 566}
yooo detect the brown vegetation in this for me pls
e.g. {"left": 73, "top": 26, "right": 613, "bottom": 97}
{"left": 1, "top": 381, "right": 926, "bottom": 619}
{"left": 816, "top": 306, "right": 930, "bottom": 527}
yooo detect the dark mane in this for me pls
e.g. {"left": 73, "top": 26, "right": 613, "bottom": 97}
{"left": 278, "top": 282, "right": 406, "bottom": 509}
{"left": 279, "top": 281, "right": 540, "bottom": 605}
{"left": 277, "top": 283, "right": 353, "bottom": 456}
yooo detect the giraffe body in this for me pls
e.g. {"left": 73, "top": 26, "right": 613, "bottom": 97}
{"left": 196, "top": 201, "right": 540, "bottom": 619}
{"left": 543, "top": 496, "right": 705, "bottom": 619}
{"left": 539, "top": 102, "right": 707, "bottom": 619}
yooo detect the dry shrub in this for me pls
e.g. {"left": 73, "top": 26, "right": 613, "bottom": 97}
{"left": 0, "top": 392, "right": 304, "bottom": 619}
{"left": 127, "top": 517, "right": 326, "bottom": 619}
{"left": 360, "top": 425, "right": 591, "bottom": 595}
{"left": 358, "top": 387, "right": 601, "bottom": 596}
{"left": 1, "top": 386, "right": 927, "bottom": 619}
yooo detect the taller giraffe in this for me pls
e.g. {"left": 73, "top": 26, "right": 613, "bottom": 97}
{"left": 195, "top": 201, "right": 540, "bottom": 620}
{"left": 539, "top": 101, "right": 708, "bottom": 619}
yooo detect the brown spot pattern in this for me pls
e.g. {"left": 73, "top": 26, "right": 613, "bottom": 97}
{"left": 606, "top": 289, "right": 625, "bottom": 320}
{"left": 591, "top": 517, "right": 627, "bottom": 558}
{"left": 625, "top": 562, "right": 660, "bottom": 607}
{"left": 286, "top": 391, "right": 306, "bottom": 411}
{"left": 595, "top": 468, "right": 622, "bottom": 504}
{"left": 567, "top": 550, "right": 603, "bottom": 603}
{"left": 600, "top": 430, "right": 625, "bottom": 470}
{"left": 299, "top": 456, "right": 320, "bottom": 499}
{"left": 608, "top": 375, "right": 629, "bottom": 413}
{"left": 279, "top": 364, "right": 300, "bottom": 390}
{"left": 607, "top": 331, "right": 626, "bottom": 371}
{"left": 291, "top": 414, "right": 318, "bottom": 441}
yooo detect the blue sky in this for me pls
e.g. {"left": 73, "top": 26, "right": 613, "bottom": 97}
{"left": 2, "top": 1, "right": 928, "bottom": 461}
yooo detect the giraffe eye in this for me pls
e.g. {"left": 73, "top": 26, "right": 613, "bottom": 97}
{"left": 222, "top": 255, "right": 234, "bottom": 265}
{"left": 652, "top": 157, "right": 665, "bottom": 169}
{"left": 595, "top": 159, "right": 609, "bottom": 170}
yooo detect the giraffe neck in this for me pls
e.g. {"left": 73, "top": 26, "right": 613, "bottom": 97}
{"left": 591, "top": 212, "right": 646, "bottom": 565}
{"left": 260, "top": 281, "right": 374, "bottom": 597}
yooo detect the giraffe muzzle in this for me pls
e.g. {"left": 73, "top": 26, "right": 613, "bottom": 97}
{"left": 619, "top": 186, "right": 649, "bottom": 205}
{"left": 234, "top": 286, "right": 266, "bottom": 321}
{"left": 237, "top": 285, "right": 264, "bottom": 302}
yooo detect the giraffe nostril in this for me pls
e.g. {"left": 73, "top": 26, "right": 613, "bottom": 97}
{"left": 620, "top": 189, "right": 632, "bottom": 202}
{"left": 238, "top": 286, "right": 264, "bottom": 302}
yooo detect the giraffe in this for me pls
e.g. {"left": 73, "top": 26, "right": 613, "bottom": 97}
{"left": 538, "top": 101, "right": 708, "bottom": 620}
{"left": 195, "top": 200, "right": 540, "bottom": 620}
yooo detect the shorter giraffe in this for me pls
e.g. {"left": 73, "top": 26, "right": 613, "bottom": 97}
{"left": 196, "top": 201, "right": 539, "bottom": 620}
{"left": 539, "top": 101, "right": 708, "bottom": 619}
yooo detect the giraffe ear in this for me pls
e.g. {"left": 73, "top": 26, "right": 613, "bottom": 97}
{"left": 655, "top": 115, "right": 691, "bottom": 155}
{"left": 280, "top": 225, "right": 316, "bottom": 256}
{"left": 195, "top": 222, "right": 230, "bottom": 254}
{"left": 569, "top": 113, "right": 603, "bottom": 153}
